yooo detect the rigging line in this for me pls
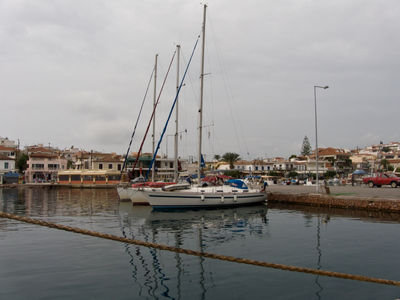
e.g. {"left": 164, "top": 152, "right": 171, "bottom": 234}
{"left": 1, "top": 211, "right": 400, "bottom": 287}
{"left": 121, "top": 67, "right": 155, "bottom": 174}
{"left": 206, "top": 46, "right": 216, "bottom": 159}
{"left": 181, "top": 50, "right": 199, "bottom": 105}
{"left": 208, "top": 15, "right": 250, "bottom": 158}
{"left": 130, "top": 51, "right": 177, "bottom": 175}
{"left": 146, "top": 36, "right": 201, "bottom": 181}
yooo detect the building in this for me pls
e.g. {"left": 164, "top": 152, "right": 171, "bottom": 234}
{"left": 91, "top": 153, "right": 124, "bottom": 172}
{"left": 309, "top": 147, "right": 352, "bottom": 174}
{"left": 0, "top": 145, "right": 17, "bottom": 160}
{"left": 25, "top": 151, "right": 67, "bottom": 183}
{"left": 0, "top": 154, "right": 16, "bottom": 184}
{"left": 125, "top": 153, "right": 187, "bottom": 181}
{"left": 0, "top": 137, "right": 17, "bottom": 148}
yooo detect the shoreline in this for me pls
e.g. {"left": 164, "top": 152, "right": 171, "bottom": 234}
{"left": 267, "top": 185, "right": 400, "bottom": 213}
{"left": 2, "top": 183, "right": 400, "bottom": 213}
{"left": 0, "top": 183, "right": 117, "bottom": 189}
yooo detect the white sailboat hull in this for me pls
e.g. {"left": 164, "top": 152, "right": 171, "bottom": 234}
{"left": 117, "top": 186, "right": 152, "bottom": 205}
{"left": 143, "top": 187, "right": 267, "bottom": 209}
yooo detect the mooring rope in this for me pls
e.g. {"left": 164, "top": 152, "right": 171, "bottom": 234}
{"left": 1, "top": 211, "right": 399, "bottom": 287}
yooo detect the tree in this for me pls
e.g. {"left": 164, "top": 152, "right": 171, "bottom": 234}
{"left": 214, "top": 154, "right": 221, "bottom": 161}
{"left": 382, "top": 147, "right": 390, "bottom": 153}
{"left": 16, "top": 153, "right": 28, "bottom": 173}
{"left": 224, "top": 170, "right": 241, "bottom": 178}
{"left": 301, "top": 136, "right": 312, "bottom": 156}
{"left": 289, "top": 154, "right": 297, "bottom": 160}
{"left": 268, "top": 171, "right": 281, "bottom": 177}
{"left": 288, "top": 171, "right": 298, "bottom": 178}
{"left": 381, "top": 159, "right": 389, "bottom": 171}
{"left": 67, "top": 160, "right": 74, "bottom": 169}
{"left": 222, "top": 152, "right": 240, "bottom": 169}
{"left": 324, "top": 170, "right": 337, "bottom": 178}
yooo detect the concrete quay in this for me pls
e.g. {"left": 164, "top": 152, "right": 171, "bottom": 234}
{"left": 266, "top": 184, "right": 400, "bottom": 213}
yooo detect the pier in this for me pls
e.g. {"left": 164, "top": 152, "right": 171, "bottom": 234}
{"left": 267, "top": 185, "right": 400, "bottom": 213}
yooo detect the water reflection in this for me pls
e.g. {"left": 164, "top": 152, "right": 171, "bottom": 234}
{"left": 1, "top": 188, "right": 400, "bottom": 299}
{"left": 0, "top": 187, "right": 119, "bottom": 218}
{"left": 315, "top": 215, "right": 323, "bottom": 300}
{"left": 117, "top": 202, "right": 269, "bottom": 299}
{"left": 269, "top": 202, "right": 400, "bottom": 223}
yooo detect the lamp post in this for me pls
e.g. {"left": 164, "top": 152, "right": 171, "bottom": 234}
{"left": 314, "top": 85, "right": 329, "bottom": 193}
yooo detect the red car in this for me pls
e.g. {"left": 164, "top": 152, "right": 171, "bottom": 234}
{"left": 362, "top": 173, "right": 400, "bottom": 188}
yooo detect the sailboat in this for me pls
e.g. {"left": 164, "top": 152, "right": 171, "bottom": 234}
{"left": 142, "top": 5, "right": 267, "bottom": 209}
{"left": 117, "top": 47, "right": 182, "bottom": 204}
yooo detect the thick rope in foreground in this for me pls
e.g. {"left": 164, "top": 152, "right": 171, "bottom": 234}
{"left": 1, "top": 211, "right": 399, "bottom": 287}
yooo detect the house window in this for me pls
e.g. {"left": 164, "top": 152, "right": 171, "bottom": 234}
{"left": 108, "top": 164, "right": 113, "bottom": 169}
{"left": 118, "top": 164, "right": 121, "bottom": 171}
{"left": 99, "top": 164, "right": 103, "bottom": 169}
{"left": 255, "top": 166, "right": 258, "bottom": 171}
{"left": 4, "top": 162, "right": 8, "bottom": 169}
{"left": 262, "top": 166, "right": 264, "bottom": 171}
{"left": 170, "top": 162, "right": 173, "bottom": 168}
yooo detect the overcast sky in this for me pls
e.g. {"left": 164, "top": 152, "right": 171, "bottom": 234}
{"left": 1, "top": 0, "right": 399, "bottom": 160}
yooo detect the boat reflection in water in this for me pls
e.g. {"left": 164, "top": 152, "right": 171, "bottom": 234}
{"left": 118, "top": 202, "right": 269, "bottom": 299}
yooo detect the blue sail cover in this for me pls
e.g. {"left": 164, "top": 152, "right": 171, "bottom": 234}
{"left": 226, "top": 179, "right": 248, "bottom": 189}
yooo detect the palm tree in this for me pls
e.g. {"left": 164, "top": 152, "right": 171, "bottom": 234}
{"left": 222, "top": 152, "right": 240, "bottom": 169}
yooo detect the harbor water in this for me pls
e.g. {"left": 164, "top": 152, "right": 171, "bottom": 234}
{"left": 0, "top": 187, "right": 399, "bottom": 299}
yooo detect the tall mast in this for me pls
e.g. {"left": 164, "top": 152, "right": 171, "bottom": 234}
{"left": 197, "top": 4, "right": 207, "bottom": 184}
{"left": 152, "top": 54, "right": 158, "bottom": 182}
{"left": 174, "top": 45, "right": 181, "bottom": 182}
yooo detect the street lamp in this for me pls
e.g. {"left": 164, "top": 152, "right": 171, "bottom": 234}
{"left": 314, "top": 85, "right": 329, "bottom": 193}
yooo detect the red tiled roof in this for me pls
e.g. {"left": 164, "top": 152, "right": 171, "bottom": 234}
{"left": 234, "top": 160, "right": 252, "bottom": 165}
{"left": 28, "top": 146, "right": 54, "bottom": 152}
{"left": 387, "top": 159, "right": 400, "bottom": 164}
{"left": 0, "top": 145, "right": 16, "bottom": 151}
{"left": 0, "top": 154, "right": 13, "bottom": 160}
{"left": 310, "top": 147, "right": 350, "bottom": 158}
{"left": 30, "top": 153, "right": 57, "bottom": 158}
{"left": 95, "top": 157, "right": 123, "bottom": 162}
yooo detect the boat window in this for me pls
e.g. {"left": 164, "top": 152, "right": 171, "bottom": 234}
{"left": 83, "top": 175, "right": 93, "bottom": 181}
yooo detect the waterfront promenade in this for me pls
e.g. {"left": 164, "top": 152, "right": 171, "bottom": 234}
{"left": 267, "top": 184, "right": 400, "bottom": 200}
{"left": 267, "top": 184, "right": 400, "bottom": 212}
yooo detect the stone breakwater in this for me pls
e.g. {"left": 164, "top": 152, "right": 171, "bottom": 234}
{"left": 267, "top": 192, "right": 400, "bottom": 213}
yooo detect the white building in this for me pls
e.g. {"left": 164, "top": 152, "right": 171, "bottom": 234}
{"left": 0, "top": 154, "right": 16, "bottom": 184}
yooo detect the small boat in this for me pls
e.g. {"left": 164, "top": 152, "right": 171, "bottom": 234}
{"left": 144, "top": 180, "right": 266, "bottom": 209}
{"left": 117, "top": 181, "right": 176, "bottom": 204}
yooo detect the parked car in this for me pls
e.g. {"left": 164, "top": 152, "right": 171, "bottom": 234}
{"left": 362, "top": 173, "right": 400, "bottom": 188}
